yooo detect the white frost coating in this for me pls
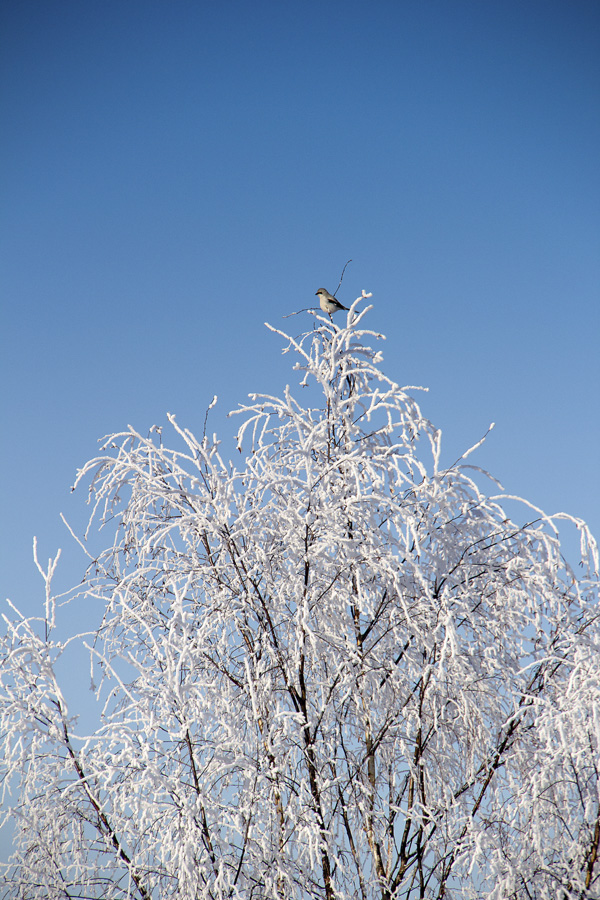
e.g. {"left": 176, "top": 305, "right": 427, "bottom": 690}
{"left": 1, "top": 305, "right": 599, "bottom": 899}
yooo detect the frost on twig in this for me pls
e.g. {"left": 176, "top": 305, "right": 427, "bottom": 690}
{"left": 1, "top": 306, "right": 599, "bottom": 899}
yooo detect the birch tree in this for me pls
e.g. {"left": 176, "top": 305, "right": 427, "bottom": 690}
{"left": 1, "top": 297, "right": 599, "bottom": 899}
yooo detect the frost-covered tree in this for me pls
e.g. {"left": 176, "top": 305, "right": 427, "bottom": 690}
{"left": 1, "top": 297, "right": 599, "bottom": 900}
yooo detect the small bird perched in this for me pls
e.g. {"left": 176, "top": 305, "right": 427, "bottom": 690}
{"left": 315, "top": 288, "right": 349, "bottom": 316}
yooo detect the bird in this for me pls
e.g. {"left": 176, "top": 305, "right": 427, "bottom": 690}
{"left": 315, "top": 288, "right": 349, "bottom": 317}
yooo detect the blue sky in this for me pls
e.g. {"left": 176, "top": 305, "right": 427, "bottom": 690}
{"left": 1, "top": 0, "right": 599, "bottom": 614}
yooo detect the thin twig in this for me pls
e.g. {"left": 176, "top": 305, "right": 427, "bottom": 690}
{"left": 333, "top": 259, "right": 352, "bottom": 297}
{"left": 202, "top": 395, "right": 217, "bottom": 440}
{"left": 283, "top": 307, "right": 315, "bottom": 318}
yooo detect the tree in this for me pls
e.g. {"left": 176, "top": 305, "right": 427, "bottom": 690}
{"left": 1, "top": 297, "right": 599, "bottom": 900}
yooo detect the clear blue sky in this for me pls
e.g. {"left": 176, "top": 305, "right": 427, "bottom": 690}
{"left": 1, "top": 0, "right": 599, "bottom": 613}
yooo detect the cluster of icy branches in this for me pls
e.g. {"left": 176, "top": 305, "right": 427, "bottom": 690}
{"left": 1, "top": 300, "right": 599, "bottom": 899}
